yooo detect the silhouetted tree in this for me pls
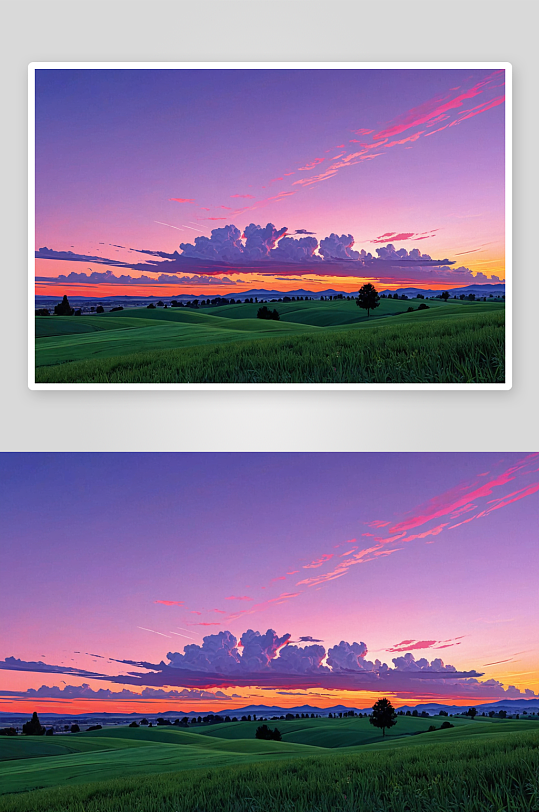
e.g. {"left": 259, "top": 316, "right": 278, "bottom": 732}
{"left": 369, "top": 698, "right": 397, "bottom": 737}
{"left": 45, "top": 727, "right": 54, "bottom": 735}
{"left": 70, "top": 724, "right": 80, "bottom": 733}
{"left": 440, "top": 721, "right": 454, "bottom": 729}
{"left": 257, "top": 306, "right": 280, "bottom": 321}
{"left": 140, "top": 718, "right": 149, "bottom": 725}
{"left": 441, "top": 291, "right": 450, "bottom": 301}
{"left": 356, "top": 283, "right": 380, "bottom": 317}
{"left": 96, "top": 305, "right": 104, "bottom": 313}
{"left": 255, "top": 724, "right": 282, "bottom": 741}
{"left": 0, "top": 727, "right": 17, "bottom": 736}
{"left": 22, "top": 712, "right": 45, "bottom": 736}
{"left": 36, "top": 308, "right": 50, "bottom": 316}
{"left": 466, "top": 707, "right": 478, "bottom": 720}
{"left": 129, "top": 721, "right": 139, "bottom": 727}
{"left": 54, "top": 295, "right": 74, "bottom": 316}
{"left": 417, "top": 303, "right": 429, "bottom": 310}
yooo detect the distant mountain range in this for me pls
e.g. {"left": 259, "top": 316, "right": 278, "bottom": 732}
{"left": 378, "top": 283, "right": 505, "bottom": 297}
{"left": 1, "top": 696, "right": 536, "bottom": 720}
{"left": 35, "top": 283, "right": 505, "bottom": 304}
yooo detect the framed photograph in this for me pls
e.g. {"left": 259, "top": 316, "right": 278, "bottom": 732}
{"left": 1, "top": 452, "right": 537, "bottom": 807}
{"left": 29, "top": 63, "right": 511, "bottom": 389}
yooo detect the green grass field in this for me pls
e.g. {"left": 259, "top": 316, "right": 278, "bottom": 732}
{"left": 0, "top": 716, "right": 537, "bottom": 811}
{"left": 34, "top": 299, "right": 505, "bottom": 384}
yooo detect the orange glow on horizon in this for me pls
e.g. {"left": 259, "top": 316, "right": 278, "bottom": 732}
{"left": 0, "top": 686, "right": 529, "bottom": 715}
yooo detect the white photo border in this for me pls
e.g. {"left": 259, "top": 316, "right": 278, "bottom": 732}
{"left": 28, "top": 61, "right": 512, "bottom": 391}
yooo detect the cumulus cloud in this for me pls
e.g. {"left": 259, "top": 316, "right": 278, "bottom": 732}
{"left": 36, "top": 270, "right": 236, "bottom": 286}
{"left": 36, "top": 229, "right": 503, "bottom": 285}
{"left": 243, "top": 223, "right": 288, "bottom": 259}
{"left": 319, "top": 233, "right": 360, "bottom": 261}
{"left": 0, "top": 683, "right": 237, "bottom": 701}
{"left": 180, "top": 225, "right": 245, "bottom": 262}
{"left": 271, "top": 236, "right": 321, "bottom": 263}
{"left": 327, "top": 640, "right": 370, "bottom": 671}
{"left": 2, "top": 633, "right": 534, "bottom": 701}
{"left": 271, "top": 644, "right": 328, "bottom": 674}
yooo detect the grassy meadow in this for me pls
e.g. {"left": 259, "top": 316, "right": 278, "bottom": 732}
{"left": 0, "top": 716, "right": 537, "bottom": 810}
{"left": 34, "top": 298, "right": 505, "bottom": 384}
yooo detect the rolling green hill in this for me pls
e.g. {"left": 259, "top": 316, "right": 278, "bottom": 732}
{"left": 36, "top": 308, "right": 505, "bottom": 384}
{"left": 0, "top": 719, "right": 537, "bottom": 810}
{"left": 35, "top": 299, "right": 505, "bottom": 384}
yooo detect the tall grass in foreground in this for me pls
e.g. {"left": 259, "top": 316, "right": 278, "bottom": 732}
{"left": 1, "top": 731, "right": 538, "bottom": 812}
{"left": 36, "top": 312, "right": 505, "bottom": 384}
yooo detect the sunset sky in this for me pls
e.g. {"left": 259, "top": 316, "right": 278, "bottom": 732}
{"left": 1, "top": 453, "right": 536, "bottom": 714}
{"left": 34, "top": 66, "right": 506, "bottom": 298}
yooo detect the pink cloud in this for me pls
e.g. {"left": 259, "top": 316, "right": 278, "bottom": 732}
{"left": 303, "top": 553, "right": 334, "bottom": 569}
{"left": 372, "top": 70, "right": 504, "bottom": 141}
{"left": 154, "top": 600, "right": 184, "bottom": 606}
{"left": 230, "top": 194, "right": 254, "bottom": 199}
{"left": 388, "top": 456, "right": 538, "bottom": 535}
{"left": 225, "top": 596, "right": 253, "bottom": 601}
{"left": 297, "top": 157, "right": 325, "bottom": 171}
{"left": 371, "top": 232, "right": 415, "bottom": 243}
{"left": 170, "top": 198, "right": 195, "bottom": 203}
{"left": 292, "top": 170, "right": 338, "bottom": 188}
{"left": 388, "top": 640, "right": 437, "bottom": 652}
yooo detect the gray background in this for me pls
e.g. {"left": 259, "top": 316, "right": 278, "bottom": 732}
{"left": 2, "top": 0, "right": 536, "bottom": 451}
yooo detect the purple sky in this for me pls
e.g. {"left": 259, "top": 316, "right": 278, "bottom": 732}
{"left": 1, "top": 453, "right": 537, "bottom": 712}
{"left": 34, "top": 67, "right": 506, "bottom": 296}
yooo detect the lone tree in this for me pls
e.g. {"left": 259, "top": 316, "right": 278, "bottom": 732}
{"left": 369, "top": 698, "right": 397, "bottom": 737}
{"left": 356, "top": 283, "right": 380, "bottom": 317}
{"left": 22, "top": 712, "right": 45, "bottom": 736}
{"left": 54, "top": 295, "right": 74, "bottom": 316}
{"left": 441, "top": 291, "right": 450, "bottom": 302}
{"left": 466, "top": 707, "right": 478, "bottom": 720}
